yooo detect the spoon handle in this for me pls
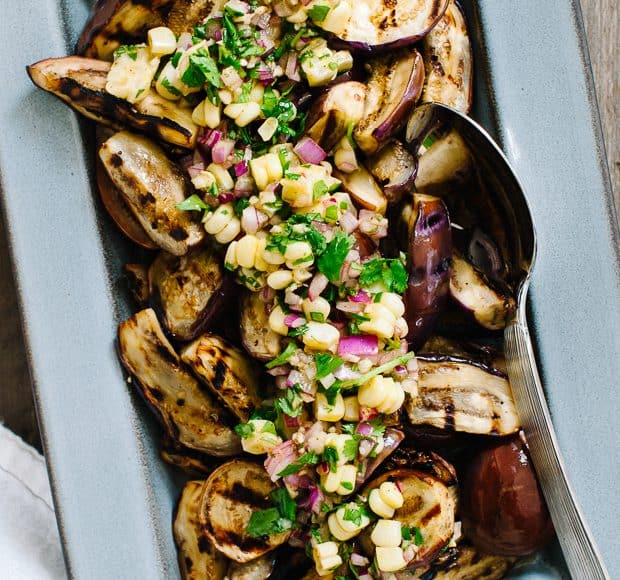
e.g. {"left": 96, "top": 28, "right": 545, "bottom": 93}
{"left": 505, "top": 313, "right": 609, "bottom": 580}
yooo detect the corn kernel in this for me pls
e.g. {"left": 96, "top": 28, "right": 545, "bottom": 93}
{"left": 236, "top": 235, "right": 259, "bottom": 269}
{"left": 314, "top": 392, "right": 345, "bottom": 422}
{"left": 258, "top": 117, "right": 279, "bottom": 141}
{"left": 380, "top": 293, "right": 406, "bottom": 318}
{"left": 293, "top": 268, "right": 313, "bottom": 283}
{"left": 371, "top": 520, "right": 402, "bottom": 548}
{"left": 106, "top": 45, "right": 160, "bottom": 104}
{"left": 237, "top": 102, "right": 262, "bottom": 127}
{"left": 204, "top": 203, "right": 233, "bottom": 235}
{"left": 192, "top": 98, "right": 221, "bottom": 129}
{"left": 269, "top": 305, "right": 289, "bottom": 336}
{"left": 322, "top": 469, "right": 342, "bottom": 494}
{"left": 267, "top": 270, "right": 294, "bottom": 290}
{"left": 358, "top": 375, "right": 393, "bottom": 409}
{"left": 313, "top": 542, "right": 343, "bottom": 576}
{"left": 321, "top": 0, "right": 352, "bottom": 34}
{"left": 254, "top": 237, "right": 270, "bottom": 271}
{"left": 191, "top": 170, "right": 216, "bottom": 191}
{"left": 314, "top": 541, "right": 339, "bottom": 559}
{"left": 147, "top": 26, "right": 177, "bottom": 56}
{"left": 369, "top": 488, "right": 395, "bottom": 519}
{"left": 250, "top": 153, "right": 282, "bottom": 190}
{"left": 284, "top": 241, "right": 313, "bottom": 263}
{"left": 343, "top": 396, "right": 360, "bottom": 422}
{"left": 263, "top": 247, "right": 286, "bottom": 265}
{"left": 379, "top": 481, "right": 404, "bottom": 510}
{"left": 336, "top": 465, "right": 358, "bottom": 495}
{"left": 376, "top": 382, "right": 405, "bottom": 415}
{"left": 250, "top": 82, "right": 265, "bottom": 104}
{"left": 241, "top": 419, "right": 282, "bottom": 454}
{"left": 316, "top": 555, "right": 342, "bottom": 576}
{"left": 328, "top": 512, "right": 352, "bottom": 541}
{"left": 336, "top": 504, "right": 370, "bottom": 533}
{"left": 302, "top": 322, "right": 339, "bottom": 352}
{"left": 302, "top": 297, "right": 331, "bottom": 322}
{"left": 215, "top": 217, "right": 240, "bottom": 244}
{"left": 281, "top": 175, "right": 314, "bottom": 208}
{"left": 334, "top": 136, "right": 358, "bottom": 173}
{"left": 218, "top": 89, "right": 234, "bottom": 104}
{"left": 376, "top": 547, "right": 407, "bottom": 572}
{"left": 358, "top": 303, "right": 396, "bottom": 338}
{"left": 224, "top": 241, "right": 238, "bottom": 270}
{"left": 207, "top": 163, "right": 235, "bottom": 191}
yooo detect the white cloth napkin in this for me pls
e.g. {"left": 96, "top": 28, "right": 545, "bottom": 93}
{"left": 0, "top": 424, "right": 66, "bottom": 579}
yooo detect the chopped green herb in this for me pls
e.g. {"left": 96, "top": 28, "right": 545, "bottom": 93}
{"left": 310, "top": 312, "right": 325, "bottom": 322}
{"left": 402, "top": 526, "right": 424, "bottom": 546}
{"left": 277, "top": 452, "right": 319, "bottom": 476}
{"left": 343, "top": 504, "right": 369, "bottom": 526}
{"left": 246, "top": 507, "right": 292, "bottom": 537}
{"left": 233, "top": 198, "right": 250, "bottom": 217}
{"left": 182, "top": 48, "right": 222, "bottom": 88}
{"left": 317, "top": 230, "right": 354, "bottom": 283}
{"left": 325, "top": 204, "right": 339, "bottom": 223}
{"left": 358, "top": 257, "right": 408, "bottom": 294}
{"left": 315, "top": 353, "right": 344, "bottom": 379}
{"left": 321, "top": 383, "right": 342, "bottom": 405}
{"left": 323, "top": 446, "right": 339, "bottom": 471}
{"left": 288, "top": 324, "right": 309, "bottom": 337}
{"left": 338, "top": 352, "right": 416, "bottom": 390}
{"left": 275, "top": 384, "right": 304, "bottom": 417}
{"left": 271, "top": 487, "right": 297, "bottom": 522}
{"left": 343, "top": 437, "right": 358, "bottom": 462}
{"left": 161, "top": 77, "right": 182, "bottom": 96}
{"left": 175, "top": 194, "right": 208, "bottom": 212}
{"left": 313, "top": 180, "right": 328, "bottom": 201}
{"left": 266, "top": 342, "right": 297, "bottom": 369}
{"left": 234, "top": 422, "right": 254, "bottom": 438}
{"left": 341, "top": 423, "right": 356, "bottom": 435}
{"left": 114, "top": 45, "right": 140, "bottom": 61}
{"left": 238, "top": 81, "right": 254, "bottom": 103}
{"left": 340, "top": 481, "right": 353, "bottom": 491}
{"left": 307, "top": 4, "right": 330, "bottom": 22}
{"left": 346, "top": 121, "right": 356, "bottom": 148}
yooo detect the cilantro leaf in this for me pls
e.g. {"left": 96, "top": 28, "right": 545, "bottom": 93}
{"left": 315, "top": 353, "right": 344, "bottom": 379}
{"left": 307, "top": 4, "right": 330, "bottom": 21}
{"left": 271, "top": 487, "right": 297, "bottom": 522}
{"left": 323, "top": 446, "right": 339, "bottom": 472}
{"left": 234, "top": 422, "right": 254, "bottom": 438}
{"left": 275, "top": 385, "right": 303, "bottom": 418}
{"left": 358, "top": 257, "right": 408, "bottom": 294}
{"left": 246, "top": 507, "right": 292, "bottom": 537}
{"left": 317, "top": 230, "right": 354, "bottom": 283}
{"left": 176, "top": 194, "right": 209, "bottom": 212}
{"left": 277, "top": 452, "right": 319, "bottom": 477}
{"left": 114, "top": 45, "right": 140, "bottom": 61}
{"left": 343, "top": 437, "right": 358, "bottom": 462}
{"left": 266, "top": 342, "right": 297, "bottom": 369}
{"left": 182, "top": 48, "right": 222, "bottom": 88}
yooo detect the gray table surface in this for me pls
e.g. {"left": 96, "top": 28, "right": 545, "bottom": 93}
{"left": 0, "top": 0, "right": 617, "bottom": 459}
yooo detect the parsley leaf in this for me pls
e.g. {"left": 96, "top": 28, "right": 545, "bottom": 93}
{"left": 114, "top": 45, "right": 140, "bottom": 61}
{"left": 315, "top": 353, "right": 344, "bottom": 379}
{"left": 246, "top": 508, "right": 292, "bottom": 537}
{"left": 277, "top": 452, "right": 319, "bottom": 477}
{"left": 271, "top": 487, "right": 297, "bottom": 522}
{"left": 402, "top": 526, "right": 424, "bottom": 546}
{"left": 233, "top": 197, "right": 250, "bottom": 217}
{"left": 323, "top": 446, "right": 339, "bottom": 471}
{"left": 161, "top": 77, "right": 182, "bottom": 96}
{"left": 317, "top": 230, "right": 354, "bottom": 283}
{"left": 234, "top": 422, "right": 254, "bottom": 438}
{"left": 343, "top": 504, "right": 369, "bottom": 526}
{"left": 266, "top": 342, "right": 297, "bottom": 369}
{"left": 307, "top": 4, "right": 330, "bottom": 21}
{"left": 176, "top": 194, "right": 208, "bottom": 211}
{"left": 182, "top": 48, "right": 222, "bottom": 88}
{"left": 358, "top": 257, "right": 409, "bottom": 294}
{"left": 275, "top": 385, "right": 303, "bottom": 418}
{"left": 343, "top": 438, "right": 358, "bottom": 462}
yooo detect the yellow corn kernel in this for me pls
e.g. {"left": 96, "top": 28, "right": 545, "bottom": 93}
{"left": 313, "top": 542, "right": 343, "bottom": 577}
{"left": 293, "top": 268, "right": 313, "bottom": 283}
{"left": 375, "top": 547, "right": 407, "bottom": 572}
{"left": 333, "top": 50, "right": 353, "bottom": 73}
{"left": 147, "top": 26, "right": 177, "bottom": 56}
{"left": 379, "top": 293, "right": 406, "bottom": 318}
{"left": 328, "top": 512, "right": 352, "bottom": 541}
{"left": 265, "top": 153, "right": 284, "bottom": 183}
{"left": 224, "top": 241, "right": 238, "bottom": 270}
{"left": 262, "top": 247, "right": 286, "bottom": 265}
{"left": 254, "top": 237, "right": 269, "bottom": 271}
{"left": 302, "top": 322, "right": 340, "bottom": 352}
{"left": 106, "top": 45, "right": 160, "bottom": 104}
{"left": 237, "top": 102, "right": 262, "bottom": 127}
{"left": 336, "top": 465, "right": 357, "bottom": 495}
{"left": 241, "top": 420, "right": 282, "bottom": 454}
{"left": 281, "top": 176, "right": 314, "bottom": 208}
{"left": 302, "top": 297, "right": 331, "bottom": 322}
{"left": 336, "top": 504, "right": 370, "bottom": 533}
{"left": 343, "top": 396, "right": 360, "bottom": 422}
{"left": 314, "top": 541, "right": 338, "bottom": 559}
{"left": 358, "top": 375, "right": 393, "bottom": 409}
{"left": 258, "top": 117, "right": 279, "bottom": 141}
{"left": 394, "top": 317, "right": 409, "bottom": 338}
{"left": 214, "top": 217, "right": 240, "bottom": 244}
{"left": 376, "top": 382, "right": 405, "bottom": 415}
{"left": 250, "top": 153, "right": 282, "bottom": 190}
{"left": 207, "top": 163, "right": 235, "bottom": 191}
{"left": 269, "top": 305, "right": 289, "bottom": 336}
{"left": 371, "top": 520, "right": 402, "bottom": 548}
{"left": 204, "top": 203, "right": 234, "bottom": 235}
{"left": 218, "top": 89, "right": 234, "bottom": 104}
{"left": 322, "top": 469, "right": 342, "bottom": 494}
{"left": 192, "top": 98, "right": 222, "bottom": 129}
{"left": 321, "top": 0, "right": 352, "bottom": 34}
{"left": 286, "top": 7, "right": 308, "bottom": 23}
{"left": 236, "top": 235, "right": 259, "bottom": 269}
{"left": 369, "top": 488, "right": 395, "bottom": 519}
{"left": 316, "top": 556, "right": 343, "bottom": 577}
{"left": 155, "top": 60, "right": 183, "bottom": 100}
{"left": 334, "top": 136, "right": 358, "bottom": 173}
{"left": 284, "top": 241, "right": 313, "bottom": 262}
{"left": 191, "top": 170, "right": 216, "bottom": 191}
{"left": 250, "top": 82, "right": 265, "bottom": 103}
{"left": 358, "top": 303, "right": 397, "bottom": 338}
{"left": 379, "top": 481, "right": 404, "bottom": 510}
{"left": 314, "top": 392, "right": 345, "bottom": 422}
{"left": 267, "top": 270, "right": 294, "bottom": 290}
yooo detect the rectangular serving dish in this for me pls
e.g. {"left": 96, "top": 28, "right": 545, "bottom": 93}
{"left": 1, "top": 0, "right": 618, "bottom": 578}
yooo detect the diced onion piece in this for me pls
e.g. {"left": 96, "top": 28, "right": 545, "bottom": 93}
{"left": 294, "top": 137, "right": 327, "bottom": 164}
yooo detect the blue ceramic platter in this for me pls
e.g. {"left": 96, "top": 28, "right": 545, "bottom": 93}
{"left": 0, "top": 1, "right": 618, "bottom": 578}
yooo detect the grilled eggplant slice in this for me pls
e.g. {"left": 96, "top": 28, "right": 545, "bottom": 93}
{"left": 316, "top": 0, "right": 449, "bottom": 50}
{"left": 27, "top": 57, "right": 198, "bottom": 149}
{"left": 100, "top": 131, "right": 205, "bottom": 255}
{"left": 149, "top": 247, "right": 232, "bottom": 341}
{"left": 304, "top": 82, "right": 367, "bottom": 152}
{"left": 200, "top": 460, "right": 291, "bottom": 563}
{"left": 356, "top": 427, "right": 405, "bottom": 489}
{"left": 362, "top": 469, "right": 456, "bottom": 567}
{"left": 420, "top": 0, "right": 473, "bottom": 113}
{"left": 118, "top": 309, "right": 241, "bottom": 456}
{"left": 174, "top": 480, "right": 229, "bottom": 580}
{"left": 366, "top": 140, "right": 417, "bottom": 205}
{"left": 407, "top": 355, "right": 520, "bottom": 436}
{"left": 167, "top": 0, "right": 224, "bottom": 35}
{"left": 161, "top": 435, "right": 220, "bottom": 475}
{"left": 181, "top": 333, "right": 263, "bottom": 423}
{"left": 124, "top": 263, "right": 150, "bottom": 306}
{"left": 77, "top": 0, "right": 173, "bottom": 60}
{"left": 333, "top": 165, "right": 387, "bottom": 214}
{"left": 227, "top": 553, "right": 277, "bottom": 579}
{"left": 354, "top": 49, "right": 425, "bottom": 155}
{"left": 449, "top": 254, "right": 516, "bottom": 330}
{"left": 240, "top": 290, "right": 282, "bottom": 361}
{"left": 403, "top": 194, "right": 452, "bottom": 350}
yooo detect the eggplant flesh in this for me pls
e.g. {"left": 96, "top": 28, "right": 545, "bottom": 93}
{"left": 449, "top": 254, "right": 516, "bottom": 330}
{"left": 149, "top": 247, "right": 232, "bottom": 341}
{"left": 124, "top": 263, "right": 150, "bottom": 306}
{"left": 404, "top": 194, "right": 452, "bottom": 350}
{"left": 333, "top": 165, "right": 387, "bottom": 214}
{"left": 27, "top": 57, "right": 198, "bottom": 149}
{"left": 354, "top": 49, "right": 425, "bottom": 155}
{"left": 227, "top": 553, "right": 277, "bottom": 579}
{"left": 181, "top": 333, "right": 264, "bottom": 423}
{"left": 200, "top": 460, "right": 291, "bottom": 563}
{"left": 239, "top": 290, "right": 283, "bottom": 361}
{"left": 173, "top": 480, "right": 229, "bottom": 580}
{"left": 362, "top": 469, "right": 456, "bottom": 568}
{"left": 421, "top": 0, "right": 473, "bottom": 114}
{"left": 366, "top": 139, "right": 417, "bottom": 205}
{"left": 316, "top": 0, "right": 449, "bottom": 50}
{"left": 118, "top": 308, "right": 242, "bottom": 456}
{"left": 167, "top": 0, "right": 226, "bottom": 35}
{"left": 355, "top": 427, "right": 405, "bottom": 489}
{"left": 100, "top": 130, "right": 205, "bottom": 255}
{"left": 77, "top": 0, "right": 173, "bottom": 60}
{"left": 161, "top": 435, "right": 220, "bottom": 475}
{"left": 407, "top": 355, "right": 520, "bottom": 436}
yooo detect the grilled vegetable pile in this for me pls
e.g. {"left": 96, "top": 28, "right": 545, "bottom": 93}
{"left": 28, "top": 0, "right": 553, "bottom": 577}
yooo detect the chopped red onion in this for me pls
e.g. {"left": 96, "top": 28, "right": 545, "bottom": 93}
{"left": 336, "top": 300, "right": 364, "bottom": 314}
{"left": 359, "top": 406, "right": 379, "bottom": 422}
{"left": 226, "top": 0, "right": 250, "bottom": 13}
{"left": 212, "top": 138, "right": 235, "bottom": 164}
{"left": 218, "top": 193, "right": 234, "bottom": 204}
{"left": 308, "top": 272, "right": 329, "bottom": 300}
{"left": 339, "top": 211, "right": 359, "bottom": 234}
{"left": 358, "top": 437, "right": 376, "bottom": 458}
{"left": 338, "top": 335, "right": 379, "bottom": 357}
{"left": 294, "top": 137, "right": 327, "bottom": 164}
{"left": 307, "top": 485, "right": 324, "bottom": 513}
{"left": 199, "top": 128, "right": 222, "bottom": 148}
{"left": 286, "top": 370, "right": 304, "bottom": 388}
{"left": 350, "top": 290, "right": 371, "bottom": 303}
{"left": 356, "top": 422, "right": 374, "bottom": 436}
{"left": 252, "top": 10, "right": 271, "bottom": 29}
{"left": 234, "top": 160, "right": 249, "bottom": 176}
{"left": 266, "top": 365, "right": 289, "bottom": 376}
{"left": 241, "top": 206, "right": 267, "bottom": 234}
{"left": 264, "top": 440, "right": 296, "bottom": 481}
{"left": 395, "top": 479, "right": 403, "bottom": 492}
{"left": 176, "top": 32, "right": 193, "bottom": 51}
{"left": 283, "top": 414, "right": 300, "bottom": 429}
{"left": 187, "top": 163, "right": 205, "bottom": 179}
{"left": 260, "top": 285, "right": 275, "bottom": 303}
{"left": 394, "top": 364, "right": 407, "bottom": 376}
{"left": 337, "top": 161, "right": 358, "bottom": 173}
{"left": 284, "top": 291, "right": 303, "bottom": 309}
{"left": 284, "top": 314, "right": 305, "bottom": 328}
{"left": 234, "top": 173, "right": 255, "bottom": 196}
{"left": 332, "top": 365, "right": 360, "bottom": 381}
{"left": 204, "top": 17, "right": 222, "bottom": 40}
{"left": 403, "top": 545, "right": 417, "bottom": 563}
{"left": 350, "top": 553, "right": 369, "bottom": 567}
{"left": 285, "top": 52, "right": 300, "bottom": 81}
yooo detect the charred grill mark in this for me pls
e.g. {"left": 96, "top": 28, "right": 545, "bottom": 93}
{"left": 139, "top": 192, "right": 156, "bottom": 205}
{"left": 197, "top": 535, "right": 211, "bottom": 553}
{"left": 444, "top": 401, "right": 455, "bottom": 430}
{"left": 176, "top": 398, "right": 185, "bottom": 406}
{"left": 212, "top": 358, "right": 228, "bottom": 392}
{"left": 110, "top": 153, "right": 123, "bottom": 167}
{"left": 221, "top": 481, "right": 272, "bottom": 509}
{"left": 149, "top": 387, "right": 164, "bottom": 401}
{"left": 184, "top": 555, "right": 193, "bottom": 570}
{"left": 156, "top": 343, "right": 178, "bottom": 366}
{"left": 420, "top": 502, "right": 442, "bottom": 525}
{"left": 170, "top": 227, "right": 189, "bottom": 241}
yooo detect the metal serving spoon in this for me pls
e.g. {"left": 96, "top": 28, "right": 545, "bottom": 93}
{"left": 406, "top": 102, "right": 609, "bottom": 580}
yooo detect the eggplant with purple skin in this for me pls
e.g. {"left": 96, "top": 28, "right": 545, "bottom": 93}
{"left": 181, "top": 333, "right": 264, "bottom": 423}
{"left": 118, "top": 309, "right": 242, "bottom": 457}
{"left": 199, "top": 460, "right": 291, "bottom": 563}
{"left": 161, "top": 436, "right": 220, "bottom": 476}
{"left": 27, "top": 57, "right": 198, "bottom": 149}
{"left": 174, "top": 480, "right": 229, "bottom": 580}
{"left": 449, "top": 254, "right": 516, "bottom": 330}
{"left": 355, "top": 427, "right": 405, "bottom": 489}
{"left": 76, "top": 0, "right": 173, "bottom": 60}
{"left": 406, "top": 355, "right": 520, "bottom": 436}
{"left": 420, "top": 0, "right": 473, "bottom": 114}
{"left": 149, "top": 246, "right": 233, "bottom": 341}
{"left": 315, "top": 0, "right": 449, "bottom": 51}
{"left": 124, "top": 263, "right": 150, "bottom": 306}
{"left": 100, "top": 131, "right": 205, "bottom": 255}
{"left": 366, "top": 140, "right": 417, "bottom": 205}
{"left": 239, "top": 289, "right": 283, "bottom": 361}
{"left": 354, "top": 49, "right": 425, "bottom": 155}
{"left": 403, "top": 194, "right": 452, "bottom": 350}
{"left": 333, "top": 165, "right": 387, "bottom": 214}
{"left": 304, "top": 81, "right": 367, "bottom": 152}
